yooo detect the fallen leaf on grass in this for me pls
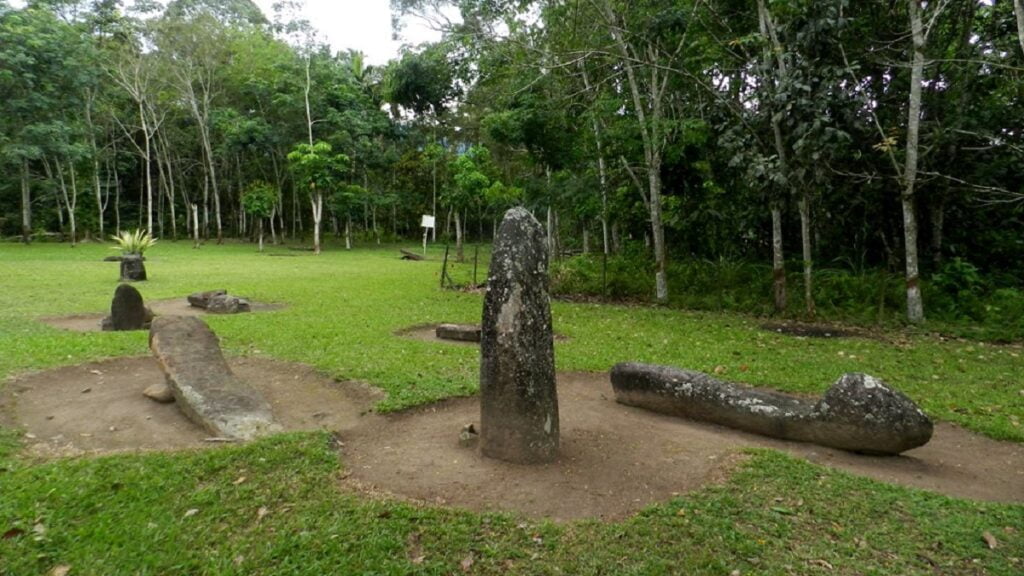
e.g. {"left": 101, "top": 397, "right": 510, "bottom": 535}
{"left": 183, "top": 509, "right": 199, "bottom": 518}
{"left": 982, "top": 531, "right": 999, "bottom": 550}
{"left": 460, "top": 554, "right": 475, "bottom": 572}
{"left": 808, "top": 558, "right": 833, "bottom": 570}
{"left": 50, "top": 566, "right": 71, "bottom": 576}
{"left": 233, "top": 476, "right": 247, "bottom": 485}
{"left": 2, "top": 528, "right": 24, "bottom": 540}
{"left": 257, "top": 507, "right": 269, "bottom": 522}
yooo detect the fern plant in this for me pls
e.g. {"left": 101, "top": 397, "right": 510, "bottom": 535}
{"left": 111, "top": 229, "right": 158, "bottom": 256}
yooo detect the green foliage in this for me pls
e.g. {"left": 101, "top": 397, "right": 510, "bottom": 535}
{"left": 286, "top": 141, "right": 350, "bottom": 197}
{"left": 240, "top": 181, "right": 277, "bottom": 219}
{"left": 110, "top": 229, "right": 157, "bottom": 255}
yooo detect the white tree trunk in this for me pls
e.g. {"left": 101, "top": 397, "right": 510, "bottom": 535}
{"left": 311, "top": 192, "right": 323, "bottom": 255}
{"left": 455, "top": 209, "right": 464, "bottom": 261}
{"left": 21, "top": 160, "right": 31, "bottom": 243}
{"left": 1014, "top": 0, "right": 1024, "bottom": 58}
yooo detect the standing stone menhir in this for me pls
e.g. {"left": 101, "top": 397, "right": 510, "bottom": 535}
{"left": 479, "top": 207, "right": 559, "bottom": 464}
{"left": 106, "top": 284, "right": 148, "bottom": 331}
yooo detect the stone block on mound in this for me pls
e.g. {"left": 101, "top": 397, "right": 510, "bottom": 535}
{"left": 611, "top": 363, "right": 932, "bottom": 455}
{"left": 149, "top": 316, "right": 280, "bottom": 440}
{"left": 436, "top": 323, "right": 481, "bottom": 342}
{"left": 187, "top": 290, "right": 227, "bottom": 309}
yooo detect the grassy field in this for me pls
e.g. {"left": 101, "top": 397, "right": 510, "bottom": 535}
{"left": 1, "top": 241, "right": 1022, "bottom": 575}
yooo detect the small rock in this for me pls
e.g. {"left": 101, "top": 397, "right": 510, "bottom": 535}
{"left": 80, "top": 387, "right": 92, "bottom": 394}
{"left": 143, "top": 383, "right": 175, "bottom": 404}
{"left": 459, "top": 423, "right": 479, "bottom": 448}
{"left": 187, "top": 290, "right": 226, "bottom": 309}
{"left": 207, "top": 294, "right": 251, "bottom": 314}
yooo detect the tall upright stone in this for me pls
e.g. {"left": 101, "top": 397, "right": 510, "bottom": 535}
{"left": 109, "top": 284, "right": 147, "bottom": 331}
{"left": 120, "top": 255, "right": 147, "bottom": 282}
{"left": 480, "top": 207, "right": 559, "bottom": 463}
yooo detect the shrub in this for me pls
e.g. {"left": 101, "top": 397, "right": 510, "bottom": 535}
{"left": 111, "top": 229, "right": 157, "bottom": 256}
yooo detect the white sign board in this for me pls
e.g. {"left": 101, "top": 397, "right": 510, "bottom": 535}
{"left": 421, "top": 215, "right": 436, "bottom": 229}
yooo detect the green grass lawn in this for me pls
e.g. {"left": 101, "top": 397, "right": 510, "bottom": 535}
{"left": 1, "top": 241, "right": 1022, "bottom": 575}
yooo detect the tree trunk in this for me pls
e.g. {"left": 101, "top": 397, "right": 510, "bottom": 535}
{"left": 20, "top": 160, "right": 31, "bottom": 244}
{"left": 345, "top": 217, "right": 352, "bottom": 250}
{"left": 930, "top": 196, "right": 945, "bottom": 267}
{"left": 311, "top": 191, "right": 323, "bottom": 255}
{"left": 258, "top": 220, "right": 264, "bottom": 253}
{"left": 798, "top": 194, "right": 814, "bottom": 317}
{"left": 583, "top": 224, "right": 590, "bottom": 255}
{"left": 903, "top": 0, "right": 926, "bottom": 323}
{"left": 455, "top": 209, "right": 464, "bottom": 262}
{"left": 191, "top": 203, "right": 200, "bottom": 248}
{"left": 1014, "top": 0, "right": 1024, "bottom": 58}
{"left": 772, "top": 204, "right": 786, "bottom": 314}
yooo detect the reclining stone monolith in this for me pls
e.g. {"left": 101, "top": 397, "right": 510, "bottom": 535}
{"left": 479, "top": 207, "right": 559, "bottom": 464}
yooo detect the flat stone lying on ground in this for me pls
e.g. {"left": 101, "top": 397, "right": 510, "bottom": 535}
{"left": 479, "top": 207, "right": 559, "bottom": 464}
{"left": 188, "top": 290, "right": 251, "bottom": 314}
{"left": 436, "top": 324, "right": 481, "bottom": 342}
{"left": 149, "top": 316, "right": 279, "bottom": 440}
{"left": 611, "top": 363, "right": 933, "bottom": 455}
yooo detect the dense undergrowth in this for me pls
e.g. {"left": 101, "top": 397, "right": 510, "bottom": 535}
{"left": 551, "top": 248, "right": 1024, "bottom": 342}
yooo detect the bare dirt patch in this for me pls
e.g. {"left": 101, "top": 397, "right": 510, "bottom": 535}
{"left": 39, "top": 298, "right": 285, "bottom": 332}
{"left": 2, "top": 364, "right": 1021, "bottom": 521}
{"left": 760, "top": 321, "right": 868, "bottom": 339}
{"left": 396, "top": 324, "right": 568, "bottom": 346}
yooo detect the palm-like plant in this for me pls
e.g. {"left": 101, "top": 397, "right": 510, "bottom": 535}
{"left": 111, "top": 229, "right": 157, "bottom": 256}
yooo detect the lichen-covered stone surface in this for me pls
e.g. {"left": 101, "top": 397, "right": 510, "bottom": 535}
{"left": 480, "top": 207, "right": 559, "bottom": 464}
{"left": 108, "top": 284, "right": 147, "bottom": 331}
{"left": 187, "top": 290, "right": 227, "bottom": 309}
{"left": 611, "top": 363, "right": 932, "bottom": 455}
{"left": 436, "top": 323, "right": 481, "bottom": 342}
{"left": 149, "top": 316, "right": 280, "bottom": 440}
{"left": 206, "top": 294, "right": 251, "bottom": 314}
{"left": 119, "top": 255, "right": 146, "bottom": 282}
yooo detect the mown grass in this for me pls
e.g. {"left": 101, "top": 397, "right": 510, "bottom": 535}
{"left": 0, "top": 241, "right": 1022, "bottom": 575}
{"left": 1, "top": 434, "right": 1021, "bottom": 575}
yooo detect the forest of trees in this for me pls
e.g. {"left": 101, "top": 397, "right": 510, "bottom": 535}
{"left": 2, "top": 0, "right": 1023, "bottom": 327}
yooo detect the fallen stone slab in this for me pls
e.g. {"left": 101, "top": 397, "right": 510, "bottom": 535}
{"left": 187, "top": 290, "right": 227, "bottom": 309}
{"left": 610, "top": 363, "right": 933, "bottom": 455}
{"left": 149, "top": 316, "right": 280, "bottom": 440}
{"left": 436, "top": 323, "right": 481, "bottom": 343}
{"left": 207, "top": 294, "right": 251, "bottom": 314}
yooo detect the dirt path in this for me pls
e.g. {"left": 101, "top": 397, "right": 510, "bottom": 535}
{"left": 2, "top": 360, "right": 1021, "bottom": 521}
{"left": 38, "top": 298, "right": 284, "bottom": 332}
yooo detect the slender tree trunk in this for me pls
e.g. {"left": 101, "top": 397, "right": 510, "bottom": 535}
{"left": 305, "top": 55, "right": 314, "bottom": 147}
{"left": 113, "top": 163, "right": 121, "bottom": 234}
{"left": 455, "top": 209, "right": 464, "bottom": 262}
{"left": 258, "top": 220, "right": 264, "bottom": 253}
{"left": 191, "top": 203, "right": 200, "bottom": 248}
{"left": 771, "top": 204, "right": 786, "bottom": 313}
{"left": 345, "top": 217, "right": 352, "bottom": 250}
{"left": 20, "top": 159, "right": 31, "bottom": 244}
{"left": 583, "top": 224, "right": 590, "bottom": 255}
{"left": 799, "top": 194, "right": 814, "bottom": 317}
{"left": 903, "top": 0, "right": 926, "bottom": 323}
{"left": 1014, "top": 0, "right": 1024, "bottom": 57}
{"left": 580, "top": 64, "right": 610, "bottom": 256}
{"left": 311, "top": 191, "right": 322, "bottom": 255}
{"left": 930, "top": 197, "right": 945, "bottom": 267}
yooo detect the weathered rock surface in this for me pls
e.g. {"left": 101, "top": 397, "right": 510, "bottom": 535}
{"left": 207, "top": 294, "right": 251, "bottom": 314}
{"left": 149, "top": 316, "right": 280, "bottom": 440}
{"left": 479, "top": 207, "right": 559, "bottom": 464}
{"left": 611, "top": 363, "right": 933, "bottom": 455}
{"left": 143, "top": 382, "right": 175, "bottom": 404}
{"left": 436, "top": 324, "right": 481, "bottom": 343}
{"left": 108, "top": 284, "right": 147, "bottom": 331}
{"left": 120, "top": 254, "right": 147, "bottom": 281}
{"left": 187, "top": 290, "right": 227, "bottom": 309}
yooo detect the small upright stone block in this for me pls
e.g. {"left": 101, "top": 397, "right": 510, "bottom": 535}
{"left": 120, "top": 255, "right": 147, "bottom": 282}
{"left": 479, "top": 207, "right": 559, "bottom": 464}
{"left": 109, "top": 284, "right": 147, "bottom": 331}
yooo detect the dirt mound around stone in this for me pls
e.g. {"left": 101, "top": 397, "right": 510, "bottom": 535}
{"left": 396, "top": 324, "right": 568, "bottom": 346}
{"left": 2, "top": 365, "right": 1021, "bottom": 521}
{"left": 39, "top": 298, "right": 285, "bottom": 332}
{"left": 761, "top": 321, "right": 868, "bottom": 339}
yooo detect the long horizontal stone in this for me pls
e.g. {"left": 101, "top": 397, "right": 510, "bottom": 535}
{"left": 611, "top": 363, "right": 932, "bottom": 455}
{"left": 435, "top": 323, "right": 481, "bottom": 342}
{"left": 150, "top": 316, "right": 280, "bottom": 440}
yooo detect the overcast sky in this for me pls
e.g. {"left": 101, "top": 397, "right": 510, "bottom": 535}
{"left": 250, "top": 0, "right": 445, "bottom": 65}
{"left": 9, "top": 0, "right": 444, "bottom": 65}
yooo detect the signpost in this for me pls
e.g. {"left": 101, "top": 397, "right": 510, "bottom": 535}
{"left": 421, "top": 215, "right": 436, "bottom": 255}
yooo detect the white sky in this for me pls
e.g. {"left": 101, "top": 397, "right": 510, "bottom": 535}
{"left": 251, "top": 0, "right": 445, "bottom": 65}
{"left": 9, "top": 0, "right": 445, "bottom": 65}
